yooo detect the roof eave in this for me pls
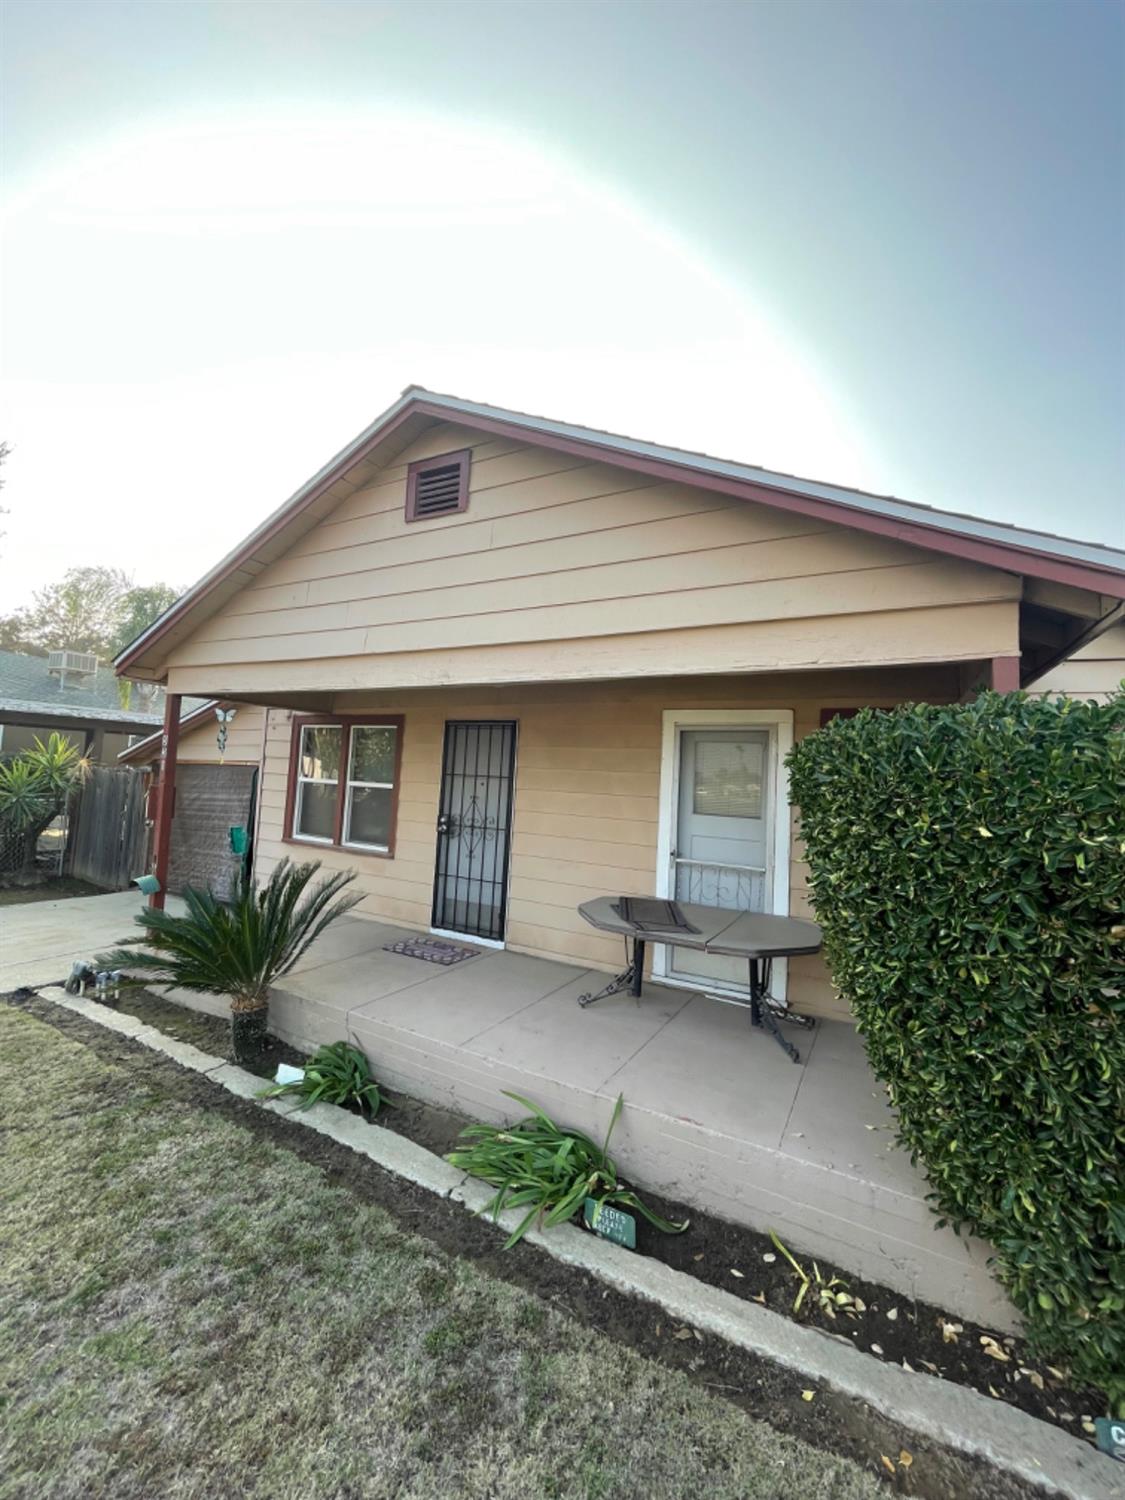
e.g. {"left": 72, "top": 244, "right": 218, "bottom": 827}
{"left": 114, "top": 390, "right": 425, "bottom": 677}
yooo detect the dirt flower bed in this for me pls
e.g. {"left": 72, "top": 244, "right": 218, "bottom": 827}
{"left": 72, "top": 989, "right": 1107, "bottom": 1441}
{"left": 0, "top": 876, "right": 103, "bottom": 907}
{"left": 7, "top": 992, "right": 1049, "bottom": 1500}
{"left": 628, "top": 1193, "right": 1104, "bottom": 1440}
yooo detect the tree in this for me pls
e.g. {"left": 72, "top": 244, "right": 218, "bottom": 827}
{"left": 111, "top": 582, "right": 180, "bottom": 657}
{"left": 98, "top": 861, "right": 364, "bottom": 1065}
{"left": 12, "top": 566, "right": 132, "bottom": 656}
{"left": 0, "top": 734, "right": 90, "bottom": 883}
{"left": 0, "top": 567, "right": 180, "bottom": 661}
{"left": 0, "top": 614, "right": 36, "bottom": 654}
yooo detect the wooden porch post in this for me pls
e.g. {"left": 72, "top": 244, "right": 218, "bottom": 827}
{"left": 989, "top": 656, "right": 1022, "bottom": 693}
{"left": 149, "top": 692, "right": 181, "bottom": 910}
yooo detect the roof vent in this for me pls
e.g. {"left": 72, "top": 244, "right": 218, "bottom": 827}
{"left": 405, "top": 449, "right": 471, "bottom": 522}
{"left": 47, "top": 650, "right": 99, "bottom": 681}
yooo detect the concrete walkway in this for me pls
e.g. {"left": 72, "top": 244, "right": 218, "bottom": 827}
{"left": 1, "top": 890, "right": 1014, "bottom": 1329}
{"left": 0, "top": 890, "right": 157, "bottom": 992}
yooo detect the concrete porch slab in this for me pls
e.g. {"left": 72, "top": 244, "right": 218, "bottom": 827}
{"left": 601, "top": 992, "right": 811, "bottom": 1148}
{"left": 348, "top": 948, "right": 588, "bottom": 1048}
{"left": 287, "top": 914, "right": 419, "bottom": 971}
{"left": 458, "top": 969, "right": 692, "bottom": 1080}
{"left": 2, "top": 893, "right": 1017, "bottom": 1329}
{"left": 0, "top": 889, "right": 150, "bottom": 991}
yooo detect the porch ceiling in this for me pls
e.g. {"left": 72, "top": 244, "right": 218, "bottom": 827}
{"left": 162, "top": 659, "right": 978, "bottom": 714}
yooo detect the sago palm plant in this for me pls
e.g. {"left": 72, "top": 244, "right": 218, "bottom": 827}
{"left": 98, "top": 859, "right": 362, "bottom": 1063}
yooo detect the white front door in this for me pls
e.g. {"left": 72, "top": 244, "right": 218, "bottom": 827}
{"left": 656, "top": 710, "right": 793, "bottom": 997}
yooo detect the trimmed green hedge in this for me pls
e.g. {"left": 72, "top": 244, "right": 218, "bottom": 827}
{"left": 787, "top": 692, "right": 1125, "bottom": 1409}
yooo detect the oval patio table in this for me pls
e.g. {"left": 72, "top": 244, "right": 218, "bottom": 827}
{"left": 576, "top": 896, "right": 822, "bottom": 1064}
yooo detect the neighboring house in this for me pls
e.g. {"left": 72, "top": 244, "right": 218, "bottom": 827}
{"left": 0, "top": 648, "right": 168, "bottom": 762}
{"left": 119, "top": 700, "right": 265, "bottom": 899}
{"left": 115, "top": 387, "right": 1125, "bottom": 1020}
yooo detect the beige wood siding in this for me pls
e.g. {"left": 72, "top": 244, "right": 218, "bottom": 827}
{"left": 130, "top": 705, "right": 267, "bottom": 766}
{"left": 163, "top": 423, "right": 1020, "bottom": 694}
{"left": 1029, "top": 622, "right": 1125, "bottom": 701}
{"left": 252, "top": 666, "right": 960, "bottom": 1023}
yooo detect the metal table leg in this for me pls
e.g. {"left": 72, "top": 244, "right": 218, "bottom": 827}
{"left": 577, "top": 937, "right": 645, "bottom": 1008}
{"left": 749, "top": 957, "right": 802, "bottom": 1064}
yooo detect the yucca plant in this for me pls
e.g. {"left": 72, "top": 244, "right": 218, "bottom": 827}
{"left": 258, "top": 1041, "right": 382, "bottom": 1115}
{"left": 0, "top": 733, "right": 89, "bottom": 880}
{"left": 98, "top": 859, "right": 362, "bottom": 1064}
{"left": 447, "top": 1091, "right": 688, "bottom": 1249}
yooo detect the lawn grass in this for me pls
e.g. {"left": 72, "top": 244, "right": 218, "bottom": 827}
{"left": 0, "top": 1004, "right": 886, "bottom": 1500}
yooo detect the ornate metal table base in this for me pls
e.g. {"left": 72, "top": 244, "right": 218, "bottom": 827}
{"left": 577, "top": 938, "right": 645, "bottom": 1007}
{"left": 575, "top": 897, "right": 821, "bottom": 1066}
{"left": 576, "top": 942, "right": 813, "bottom": 1066}
{"left": 762, "top": 994, "right": 817, "bottom": 1030}
{"left": 748, "top": 956, "right": 808, "bottom": 1064}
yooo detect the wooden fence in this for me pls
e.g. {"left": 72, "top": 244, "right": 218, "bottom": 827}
{"left": 67, "top": 767, "right": 148, "bottom": 890}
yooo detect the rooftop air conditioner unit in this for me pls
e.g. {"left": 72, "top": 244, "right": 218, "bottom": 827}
{"left": 47, "top": 650, "right": 99, "bottom": 682}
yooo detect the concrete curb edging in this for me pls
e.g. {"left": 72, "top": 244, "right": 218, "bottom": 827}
{"left": 38, "top": 989, "right": 1117, "bottom": 1500}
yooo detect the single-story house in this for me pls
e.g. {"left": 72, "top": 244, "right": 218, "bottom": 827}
{"left": 116, "top": 387, "right": 1125, "bottom": 1022}
{"left": 0, "top": 648, "right": 169, "bottom": 762}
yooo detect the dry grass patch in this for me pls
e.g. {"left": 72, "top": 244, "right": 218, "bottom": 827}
{"left": 0, "top": 1005, "right": 886, "bottom": 1500}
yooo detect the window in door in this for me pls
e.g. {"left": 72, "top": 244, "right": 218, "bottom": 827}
{"left": 670, "top": 726, "right": 774, "bottom": 990}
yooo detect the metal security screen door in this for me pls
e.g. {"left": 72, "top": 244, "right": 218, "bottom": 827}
{"left": 431, "top": 721, "right": 518, "bottom": 943}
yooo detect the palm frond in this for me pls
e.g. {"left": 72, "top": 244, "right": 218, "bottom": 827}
{"left": 98, "top": 859, "right": 363, "bottom": 1007}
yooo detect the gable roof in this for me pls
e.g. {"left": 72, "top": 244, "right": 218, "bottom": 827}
{"left": 116, "top": 386, "right": 1125, "bottom": 678}
{"left": 0, "top": 651, "right": 215, "bottom": 737}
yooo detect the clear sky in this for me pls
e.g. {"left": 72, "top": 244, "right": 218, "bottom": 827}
{"left": 1, "top": 0, "right": 1122, "bottom": 609}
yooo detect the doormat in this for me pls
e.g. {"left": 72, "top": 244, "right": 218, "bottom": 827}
{"left": 383, "top": 936, "right": 480, "bottom": 966}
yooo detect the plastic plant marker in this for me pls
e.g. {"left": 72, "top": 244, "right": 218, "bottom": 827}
{"left": 583, "top": 1198, "right": 636, "bottom": 1249}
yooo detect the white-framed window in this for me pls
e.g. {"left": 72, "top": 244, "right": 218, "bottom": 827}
{"left": 342, "top": 724, "right": 397, "bottom": 850}
{"left": 289, "top": 718, "right": 402, "bottom": 854}
{"left": 293, "top": 724, "right": 342, "bottom": 843}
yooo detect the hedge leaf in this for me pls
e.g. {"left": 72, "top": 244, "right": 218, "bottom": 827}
{"left": 787, "top": 690, "right": 1125, "bottom": 1411}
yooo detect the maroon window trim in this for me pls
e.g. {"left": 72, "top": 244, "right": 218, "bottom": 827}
{"left": 283, "top": 714, "right": 405, "bottom": 859}
{"left": 404, "top": 447, "right": 471, "bottom": 522}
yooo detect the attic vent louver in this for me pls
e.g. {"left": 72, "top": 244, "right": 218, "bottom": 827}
{"left": 405, "top": 448, "right": 471, "bottom": 522}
